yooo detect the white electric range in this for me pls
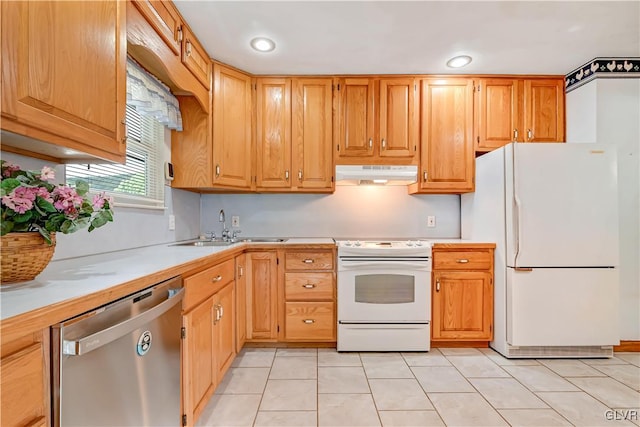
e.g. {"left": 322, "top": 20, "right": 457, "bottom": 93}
{"left": 336, "top": 240, "right": 432, "bottom": 352}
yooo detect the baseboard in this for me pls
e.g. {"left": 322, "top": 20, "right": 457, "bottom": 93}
{"left": 614, "top": 340, "right": 640, "bottom": 352}
{"left": 244, "top": 342, "right": 336, "bottom": 348}
{"left": 431, "top": 341, "right": 489, "bottom": 348}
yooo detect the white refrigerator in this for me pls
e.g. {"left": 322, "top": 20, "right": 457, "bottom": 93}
{"left": 461, "top": 143, "right": 619, "bottom": 358}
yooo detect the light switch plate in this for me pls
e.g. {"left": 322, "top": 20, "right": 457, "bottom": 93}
{"left": 168, "top": 214, "right": 176, "bottom": 230}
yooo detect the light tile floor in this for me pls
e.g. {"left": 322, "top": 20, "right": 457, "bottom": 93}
{"left": 196, "top": 348, "right": 640, "bottom": 427}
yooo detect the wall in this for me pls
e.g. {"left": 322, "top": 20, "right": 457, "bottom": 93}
{"left": 566, "top": 78, "right": 640, "bottom": 340}
{"left": 1, "top": 148, "right": 201, "bottom": 261}
{"left": 200, "top": 187, "right": 460, "bottom": 239}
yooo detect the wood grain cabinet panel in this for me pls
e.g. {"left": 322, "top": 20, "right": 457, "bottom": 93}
{"left": 0, "top": 333, "right": 49, "bottom": 427}
{"left": 1, "top": 0, "right": 126, "bottom": 163}
{"left": 284, "top": 251, "right": 334, "bottom": 271}
{"left": 292, "top": 78, "right": 334, "bottom": 191}
{"left": 246, "top": 251, "right": 278, "bottom": 340}
{"left": 379, "top": 78, "right": 418, "bottom": 159}
{"left": 256, "top": 78, "right": 292, "bottom": 189}
{"left": 213, "top": 64, "right": 253, "bottom": 189}
{"left": 132, "top": 0, "right": 182, "bottom": 56}
{"left": 181, "top": 25, "right": 211, "bottom": 90}
{"left": 431, "top": 245, "right": 495, "bottom": 343}
{"left": 524, "top": 79, "right": 565, "bottom": 143}
{"left": 284, "top": 302, "right": 335, "bottom": 341}
{"left": 337, "top": 78, "right": 376, "bottom": 158}
{"left": 285, "top": 272, "right": 334, "bottom": 300}
{"left": 214, "top": 281, "right": 235, "bottom": 380}
{"left": 412, "top": 78, "right": 474, "bottom": 194}
{"left": 183, "top": 258, "right": 235, "bottom": 311}
{"left": 235, "top": 254, "right": 247, "bottom": 352}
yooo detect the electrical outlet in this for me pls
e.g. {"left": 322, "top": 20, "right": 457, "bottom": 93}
{"left": 168, "top": 214, "right": 176, "bottom": 231}
{"left": 231, "top": 216, "right": 240, "bottom": 227}
{"left": 427, "top": 215, "right": 436, "bottom": 228}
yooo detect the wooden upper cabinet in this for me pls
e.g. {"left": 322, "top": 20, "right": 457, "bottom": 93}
{"left": 379, "top": 78, "right": 418, "bottom": 159}
{"left": 1, "top": 0, "right": 126, "bottom": 163}
{"left": 412, "top": 78, "right": 474, "bottom": 194}
{"left": 523, "top": 79, "right": 565, "bottom": 143}
{"left": 292, "top": 78, "right": 334, "bottom": 191}
{"left": 336, "top": 77, "right": 417, "bottom": 164}
{"left": 131, "top": 0, "right": 182, "bottom": 56}
{"left": 212, "top": 64, "right": 252, "bottom": 189}
{"left": 181, "top": 25, "right": 211, "bottom": 90}
{"left": 256, "top": 78, "right": 292, "bottom": 189}
{"left": 475, "top": 77, "right": 565, "bottom": 152}
{"left": 475, "top": 78, "right": 520, "bottom": 151}
{"left": 337, "top": 78, "right": 376, "bottom": 158}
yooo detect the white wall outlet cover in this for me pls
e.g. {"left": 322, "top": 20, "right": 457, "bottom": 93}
{"left": 427, "top": 216, "right": 436, "bottom": 227}
{"left": 168, "top": 214, "right": 176, "bottom": 230}
{"left": 231, "top": 216, "right": 240, "bottom": 227}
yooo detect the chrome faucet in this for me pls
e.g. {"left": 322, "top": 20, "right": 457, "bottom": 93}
{"left": 219, "top": 209, "right": 230, "bottom": 241}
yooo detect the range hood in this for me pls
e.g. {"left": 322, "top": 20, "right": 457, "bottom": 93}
{"left": 335, "top": 165, "right": 418, "bottom": 185}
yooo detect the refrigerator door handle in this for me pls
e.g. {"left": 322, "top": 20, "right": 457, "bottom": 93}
{"left": 512, "top": 142, "right": 522, "bottom": 267}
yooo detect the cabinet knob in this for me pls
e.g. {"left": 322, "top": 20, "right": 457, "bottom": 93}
{"left": 302, "top": 319, "right": 315, "bottom": 324}
{"left": 456, "top": 259, "right": 469, "bottom": 264}
{"left": 238, "top": 266, "right": 244, "bottom": 278}
{"left": 381, "top": 138, "right": 386, "bottom": 149}
{"left": 302, "top": 283, "right": 316, "bottom": 289}
{"left": 513, "top": 129, "right": 519, "bottom": 141}
{"left": 185, "top": 40, "right": 192, "bottom": 57}
{"left": 215, "top": 164, "right": 220, "bottom": 177}
{"left": 298, "top": 170, "right": 303, "bottom": 181}
{"left": 211, "top": 275, "right": 223, "bottom": 282}
{"left": 527, "top": 129, "right": 533, "bottom": 141}
{"left": 285, "top": 170, "right": 289, "bottom": 181}
{"left": 368, "top": 138, "right": 373, "bottom": 149}
{"left": 177, "top": 26, "right": 183, "bottom": 42}
{"left": 436, "top": 280, "right": 440, "bottom": 292}
{"left": 423, "top": 171, "right": 428, "bottom": 182}
{"left": 303, "top": 259, "right": 314, "bottom": 264}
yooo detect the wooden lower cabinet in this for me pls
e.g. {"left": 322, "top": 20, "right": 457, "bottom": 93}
{"left": 0, "top": 330, "right": 49, "bottom": 427}
{"left": 182, "top": 262, "right": 237, "bottom": 426}
{"left": 431, "top": 244, "right": 495, "bottom": 343}
{"left": 246, "top": 251, "right": 279, "bottom": 341}
{"left": 235, "top": 254, "right": 247, "bottom": 352}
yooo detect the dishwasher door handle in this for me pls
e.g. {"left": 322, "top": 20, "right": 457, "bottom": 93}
{"left": 63, "top": 287, "right": 184, "bottom": 356}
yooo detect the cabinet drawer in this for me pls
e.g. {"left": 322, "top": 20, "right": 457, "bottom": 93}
{"left": 182, "top": 26, "right": 211, "bottom": 90}
{"left": 285, "top": 272, "right": 334, "bottom": 300}
{"left": 433, "top": 250, "right": 492, "bottom": 271}
{"left": 285, "top": 251, "right": 334, "bottom": 271}
{"left": 284, "top": 302, "right": 335, "bottom": 341}
{"left": 184, "top": 259, "right": 234, "bottom": 311}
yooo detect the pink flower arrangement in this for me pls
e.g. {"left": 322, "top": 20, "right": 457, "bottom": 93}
{"left": 1, "top": 161, "right": 114, "bottom": 244}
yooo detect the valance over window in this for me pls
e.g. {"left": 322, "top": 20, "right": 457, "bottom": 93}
{"left": 126, "top": 58, "right": 183, "bottom": 131}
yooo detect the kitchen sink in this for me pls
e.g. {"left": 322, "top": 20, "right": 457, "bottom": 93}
{"left": 240, "top": 238, "right": 287, "bottom": 243}
{"left": 171, "top": 240, "right": 234, "bottom": 247}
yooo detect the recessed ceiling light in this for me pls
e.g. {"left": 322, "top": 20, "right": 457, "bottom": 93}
{"left": 446, "top": 55, "right": 472, "bottom": 68}
{"left": 250, "top": 37, "right": 276, "bottom": 52}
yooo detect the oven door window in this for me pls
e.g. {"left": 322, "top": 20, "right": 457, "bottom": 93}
{"left": 354, "top": 274, "right": 415, "bottom": 304}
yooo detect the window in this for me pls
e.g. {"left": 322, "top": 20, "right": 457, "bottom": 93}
{"left": 66, "top": 105, "right": 166, "bottom": 208}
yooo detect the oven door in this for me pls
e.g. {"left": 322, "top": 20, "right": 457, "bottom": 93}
{"left": 337, "top": 263, "right": 430, "bottom": 323}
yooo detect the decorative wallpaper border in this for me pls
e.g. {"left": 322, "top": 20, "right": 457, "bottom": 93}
{"left": 565, "top": 57, "right": 640, "bottom": 92}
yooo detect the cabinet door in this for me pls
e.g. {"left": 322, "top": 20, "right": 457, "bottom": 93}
{"left": 235, "top": 254, "right": 247, "bottom": 352}
{"left": 132, "top": 0, "right": 182, "bottom": 56}
{"left": 292, "top": 78, "right": 334, "bottom": 191}
{"left": 432, "top": 271, "right": 493, "bottom": 340}
{"left": 256, "top": 78, "right": 292, "bottom": 189}
{"left": 523, "top": 79, "right": 565, "bottom": 143}
{"left": 418, "top": 79, "right": 474, "bottom": 193}
{"left": 181, "top": 25, "right": 211, "bottom": 90}
{"left": 336, "top": 78, "right": 375, "bottom": 159}
{"left": 216, "top": 282, "right": 236, "bottom": 379}
{"left": 183, "top": 297, "right": 216, "bottom": 425}
{"left": 213, "top": 64, "right": 253, "bottom": 188}
{"left": 475, "top": 78, "right": 521, "bottom": 151}
{"left": 1, "top": 0, "right": 126, "bottom": 162}
{"left": 246, "top": 251, "right": 278, "bottom": 340}
{"left": 379, "top": 78, "right": 418, "bottom": 160}
{"left": 0, "top": 335, "right": 48, "bottom": 427}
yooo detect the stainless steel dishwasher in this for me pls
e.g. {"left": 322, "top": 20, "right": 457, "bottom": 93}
{"left": 52, "top": 276, "right": 184, "bottom": 427}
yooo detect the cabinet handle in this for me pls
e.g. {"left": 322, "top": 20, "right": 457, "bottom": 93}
{"left": 298, "top": 170, "right": 303, "bottom": 181}
{"left": 177, "top": 26, "right": 183, "bottom": 42}
{"left": 381, "top": 138, "right": 386, "bottom": 150}
{"left": 456, "top": 259, "right": 469, "bottom": 264}
{"left": 302, "top": 283, "right": 316, "bottom": 289}
{"left": 219, "top": 305, "right": 224, "bottom": 319}
{"left": 368, "top": 138, "right": 373, "bottom": 149}
{"left": 121, "top": 118, "right": 127, "bottom": 144}
{"left": 285, "top": 170, "right": 289, "bottom": 181}
{"left": 423, "top": 171, "right": 428, "bottom": 182}
{"left": 238, "top": 266, "right": 244, "bottom": 278}
{"left": 211, "top": 275, "right": 223, "bottom": 282}
{"left": 303, "top": 259, "right": 314, "bottom": 264}
{"left": 213, "top": 305, "right": 220, "bottom": 324}
{"left": 215, "top": 164, "right": 220, "bottom": 177}
{"left": 436, "top": 280, "right": 440, "bottom": 292}
{"left": 513, "top": 129, "right": 519, "bottom": 141}
{"left": 527, "top": 129, "right": 533, "bottom": 141}
{"left": 186, "top": 40, "right": 192, "bottom": 57}
{"left": 302, "top": 319, "right": 315, "bottom": 324}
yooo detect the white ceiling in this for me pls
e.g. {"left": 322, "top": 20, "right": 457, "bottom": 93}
{"left": 174, "top": 1, "right": 640, "bottom": 76}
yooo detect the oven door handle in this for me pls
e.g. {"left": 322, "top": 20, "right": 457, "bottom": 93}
{"left": 339, "top": 261, "right": 431, "bottom": 270}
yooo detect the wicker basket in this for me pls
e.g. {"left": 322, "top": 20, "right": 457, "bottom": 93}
{"left": 1, "top": 232, "right": 56, "bottom": 284}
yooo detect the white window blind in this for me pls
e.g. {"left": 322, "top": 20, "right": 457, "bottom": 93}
{"left": 66, "top": 105, "right": 165, "bottom": 208}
